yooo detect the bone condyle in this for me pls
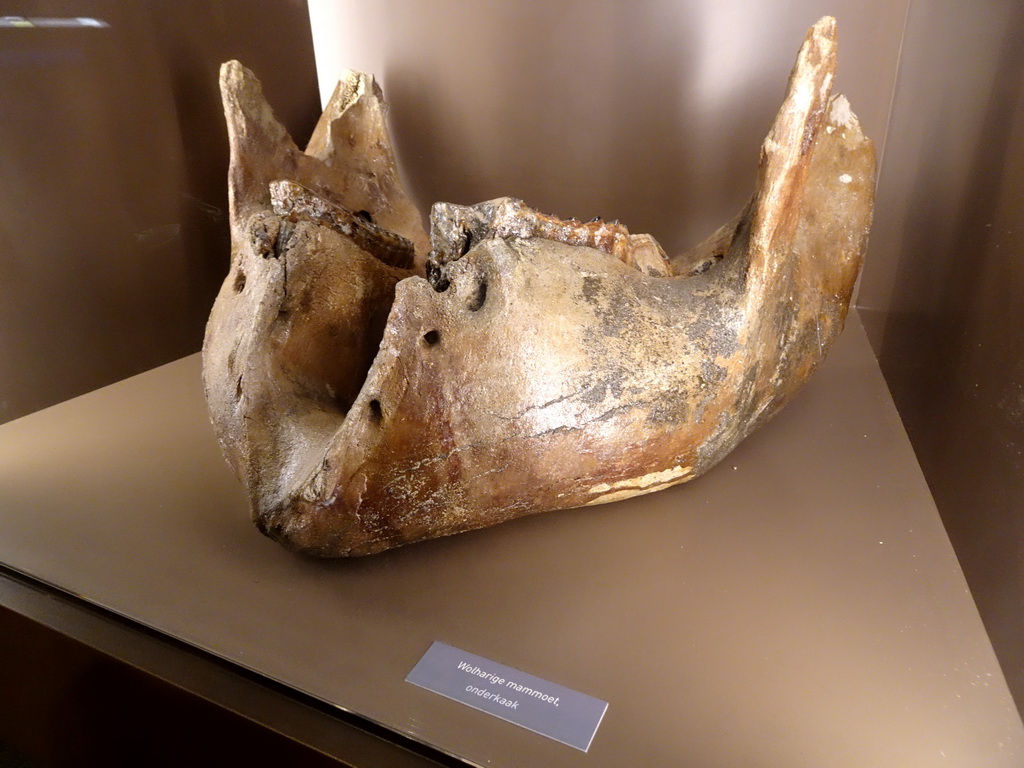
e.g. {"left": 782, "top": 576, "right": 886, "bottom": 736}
{"left": 203, "top": 17, "right": 875, "bottom": 556}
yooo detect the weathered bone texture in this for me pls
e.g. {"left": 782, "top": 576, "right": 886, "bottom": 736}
{"left": 203, "top": 17, "right": 875, "bottom": 556}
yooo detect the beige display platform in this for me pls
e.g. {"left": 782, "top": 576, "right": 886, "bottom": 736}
{"left": 0, "top": 314, "right": 1020, "bottom": 767}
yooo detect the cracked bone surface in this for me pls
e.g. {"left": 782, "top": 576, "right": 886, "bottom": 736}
{"left": 203, "top": 17, "right": 875, "bottom": 556}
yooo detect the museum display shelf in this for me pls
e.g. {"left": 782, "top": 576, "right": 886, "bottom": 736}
{"left": 0, "top": 312, "right": 1021, "bottom": 767}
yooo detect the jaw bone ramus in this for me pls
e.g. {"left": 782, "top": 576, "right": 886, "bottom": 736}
{"left": 203, "top": 17, "right": 875, "bottom": 557}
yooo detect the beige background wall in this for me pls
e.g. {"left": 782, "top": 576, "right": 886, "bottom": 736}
{"left": 307, "top": 0, "right": 906, "bottom": 257}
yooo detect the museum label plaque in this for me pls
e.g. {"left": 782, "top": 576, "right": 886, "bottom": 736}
{"left": 406, "top": 642, "right": 608, "bottom": 752}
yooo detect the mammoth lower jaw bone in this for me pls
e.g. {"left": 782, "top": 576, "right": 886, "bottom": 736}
{"left": 203, "top": 16, "right": 875, "bottom": 557}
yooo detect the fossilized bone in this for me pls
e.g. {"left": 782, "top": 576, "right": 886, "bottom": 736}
{"left": 203, "top": 17, "right": 875, "bottom": 556}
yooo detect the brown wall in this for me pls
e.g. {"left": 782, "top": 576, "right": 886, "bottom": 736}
{"left": 857, "top": 0, "right": 1024, "bottom": 714}
{"left": 0, "top": 0, "right": 321, "bottom": 423}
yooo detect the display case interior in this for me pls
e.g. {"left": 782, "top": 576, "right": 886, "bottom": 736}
{"left": 1, "top": 1, "right": 1023, "bottom": 765}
